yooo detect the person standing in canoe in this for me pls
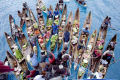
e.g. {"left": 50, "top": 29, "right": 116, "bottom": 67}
{"left": 102, "top": 17, "right": 111, "bottom": 30}
{"left": 63, "top": 30, "right": 70, "bottom": 47}
{"left": 29, "top": 53, "right": 39, "bottom": 70}
{"left": 54, "top": 8, "right": 59, "bottom": 19}
{"left": 47, "top": 9, "right": 53, "bottom": 18}
{"left": 52, "top": 23, "right": 58, "bottom": 35}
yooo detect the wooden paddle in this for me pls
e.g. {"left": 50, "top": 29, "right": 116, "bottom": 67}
{"left": 109, "top": 26, "right": 118, "bottom": 31}
{"left": 110, "top": 58, "right": 120, "bottom": 65}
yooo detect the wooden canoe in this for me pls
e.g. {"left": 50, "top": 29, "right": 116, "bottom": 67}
{"left": 50, "top": 3, "right": 60, "bottom": 52}
{"left": 36, "top": 3, "right": 45, "bottom": 34}
{"left": 19, "top": 8, "right": 27, "bottom": 28}
{"left": 95, "top": 34, "right": 117, "bottom": 79}
{"left": 77, "top": 30, "right": 97, "bottom": 79}
{"left": 88, "top": 16, "right": 109, "bottom": 78}
{"left": 15, "top": 25, "right": 33, "bottom": 61}
{"left": 37, "top": 0, "right": 47, "bottom": 12}
{"left": 44, "top": 5, "right": 53, "bottom": 44}
{"left": 5, "top": 51, "right": 28, "bottom": 79}
{"left": 76, "top": 0, "right": 87, "bottom": 8}
{"left": 58, "top": 4, "right": 67, "bottom": 52}
{"left": 4, "top": 32, "right": 28, "bottom": 72}
{"left": 74, "top": 11, "right": 92, "bottom": 70}
{"left": 25, "top": 13, "right": 38, "bottom": 56}
{"left": 9, "top": 15, "right": 17, "bottom": 40}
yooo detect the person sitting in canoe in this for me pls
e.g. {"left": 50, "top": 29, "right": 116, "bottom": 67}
{"left": 23, "top": 2, "right": 29, "bottom": 10}
{"left": 54, "top": 8, "right": 59, "bottom": 19}
{"left": 63, "top": 30, "right": 70, "bottom": 47}
{"left": 40, "top": 50, "right": 47, "bottom": 63}
{"left": 52, "top": 23, "right": 58, "bottom": 35}
{"left": 66, "top": 21, "right": 72, "bottom": 31}
{"left": 47, "top": 8, "right": 53, "bottom": 18}
{"left": 102, "top": 47, "right": 115, "bottom": 65}
{"left": 36, "top": 7, "right": 43, "bottom": 18}
{"left": 80, "top": 27, "right": 90, "bottom": 36}
{"left": 77, "top": 0, "right": 85, "bottom": 5}
{"left": 44, "top": 31, "right": 50, "bottom": 42}
{"left": 107, "top": 41, "right": 116, "bottom": 50}
{"left": 77, "top": 40, "right": 85, "bottom": 50}
{"left": 102, "top": 17, "right": 111, "bottom": 30}
{"left": 59, "top": 0, "right": 63, "bottom": 10}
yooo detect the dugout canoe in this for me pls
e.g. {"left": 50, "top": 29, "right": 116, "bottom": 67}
{"left": 63, "top": 11, "right": 73, "bottom": 50}
{"left": 4, "top": 32, "right": 28, "bottom": 72}
{"left": 95, "top": 34, "right": 117, "bottom": 79}
{"left": 37, "top": 0, "right": 47, "bottom": 13}
{"left": 25, "top": 13, "right": 38, "bottom": 56}
{"left": 36, "top": 3, "right": 45, "bottom": 34}
{"left": 69, "top": 8, "right": 80, "bottom": 69}
{"left": 76, "top": 0, "right": 87, "bottom": 8}
{"left": 9, "top": 15, "right": 17, "bottom": 40}
{"left": 5, "top": 51, "right": 28, "bottom": 79}
{"left": 44, "top": 5, "right": 53, "bottom": 44}
{"left": 19, "top": 8, "right": 27, "bottom": 28}
{"left": 74, "top": 11, "right": 92, "bottom": 70}
{"left": 58, "top": 4, "right": 67, "bottom": 52}
{"left": 77, "top": 30, "right": 97, "bottom": 79}
{"left": 88, "top": 16, "right": 109, "bottom": 78}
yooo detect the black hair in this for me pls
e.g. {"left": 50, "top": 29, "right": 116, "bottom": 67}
{"left": 25, "top": 70, "right": 30, "bottom": 75}
{"left": 18, "top": 10, "right": 20, "bottom": 13}
{"left": 64, "top": 47, "right": 68, "bottom": 51}
{"left": 41, "top": 51, "right": 45, "bottom": 55}
{"left": 49, "top": 54, "right": 53, "bottom": 59}
{"left": 30, "top": 53, "right": 33, "bottom": 58}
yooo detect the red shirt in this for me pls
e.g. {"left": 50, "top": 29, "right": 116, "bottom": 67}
{"left": 44, "top": 31, "right": 50, "bottom": 39}
{"left": 94, "top": 49, "right": 101, "bottom": 57}
{"left": 26, "top": 70, "right": 36, "bottom": 78}
{"left": 49, "top": 53, "right": 55, "bottom": 64}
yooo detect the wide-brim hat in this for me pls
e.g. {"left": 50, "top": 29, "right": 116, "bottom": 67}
{"left": 59, "top": 64, "right": 63, "bottom": 69}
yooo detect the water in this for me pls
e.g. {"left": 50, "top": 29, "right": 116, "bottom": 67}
{"left": 0, "top": 0, "right": 120, "bottom": 79}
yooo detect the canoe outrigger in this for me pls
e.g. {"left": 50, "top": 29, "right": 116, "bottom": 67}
{"left": 75, "top": 0, "right": 87, "bottom": 8}
{"left": 37, "top": 0, "right": 47, "bottom": 13}
{"left": 4, "top": 32, "right": 28, "bottom": 72}
{"left": 88, "top": 16, "right": 109, "bottom": 78}
{"left": 94, "top": 34, "right": 117, "bottom": 79}
{"left": 5, "top": 51, "right": 28, "bottom": 79}
{"left": 36, "top": 3, "right": 45, "bottom": 34}
{"left": 77, "top": 30, "right": 97, "bottom": 79}
{"left": 69, "top": 8, "right": 80, "bottom": 69}
{"left": 9, "top": 15, "right": 18, "bottom": 40}
{"left": 74, "top": 11, "right": 92, "bottom": 70}
{"left": 44, "top": 5, "right": 53, "bottom": 44}
{"left": 58, "top": 4, "right": 67, "bottom": 52}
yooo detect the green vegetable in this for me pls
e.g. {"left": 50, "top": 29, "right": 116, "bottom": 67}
{"left": 82, "top": 62, "right": 87, "bottom": 68}
{"left": 34, "top": 24, "right": 38, "bottom": 28}
{"left": 42, "top": 6, "right": 46, "bottom": 11}
{"left": 15, "top": 50, "right": 23, "bottom": 61}
{"left": 92, "top": 33, "right": 95, "bottom": 38}
{"left": 46, "top": 19, "right": 52, "bottom": 27}
{"left": 98, "top": 45, "right": 103, "bottom": 50}
{"left": 54, "top": 19, "right": 59, "bottom": 25}
{"left": 59, "top": 39, "right": 62, "bottom": 43}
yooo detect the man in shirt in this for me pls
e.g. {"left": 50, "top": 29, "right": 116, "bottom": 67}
{"left": 40, "top": 50, "right": 47, "bottom": 63}
{"left": 47, "top": 9, "right": 52, "bottom": 18}
{"left": 29, "top": 53, "right": 39, "bottom": 70}
{"left": 54, "top": 8, "right": 59, "bottom": 19}
{"left": 80, "top": 27, "right": 90, "bottom": 36}
{"left": 52, "top": 23, "right": 58, "bottom": 35}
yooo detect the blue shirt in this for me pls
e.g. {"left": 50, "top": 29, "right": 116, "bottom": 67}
{"left": 48, "top": 10, "right": 52, "bottom": 15}
{"left": 82, "top": 28, "right": 90, "bottom": 33}
{"left": 54, "top": 11, "right": 59, "bottom": 16}
{"left": 64, "top": 32, "right": 70, "bottom": 42}
{"left": 52, "top": 24, "right": 58, "bottom": 31}
{"left": 29, "top": 53, "right": 38, "bottom": 67}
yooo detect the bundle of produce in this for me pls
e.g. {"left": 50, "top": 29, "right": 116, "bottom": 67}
{"left": 46, "top": 19, "right": 52, "bottom": 27}
{"left": 50, "top": 35, "right": 58, "bottom": 50}
{"left": 42, "top": 6, "right": 46, "bottom": 11}
{"left": 54, "top": 19, "right": 59, "bottom": 25}
{"left": 73, "top": 20, "right": 79, "bottom": 27}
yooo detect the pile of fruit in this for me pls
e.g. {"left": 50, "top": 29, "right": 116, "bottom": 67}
{"left": 46, "top": 19, "right": 52, "bottom": 27}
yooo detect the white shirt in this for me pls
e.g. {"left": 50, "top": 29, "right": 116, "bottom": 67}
{"left": 34, "top": 75, "right": 45, "bottom": 80}
{"left": 103, "top": 50, "right": 114, "bottom": 57}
